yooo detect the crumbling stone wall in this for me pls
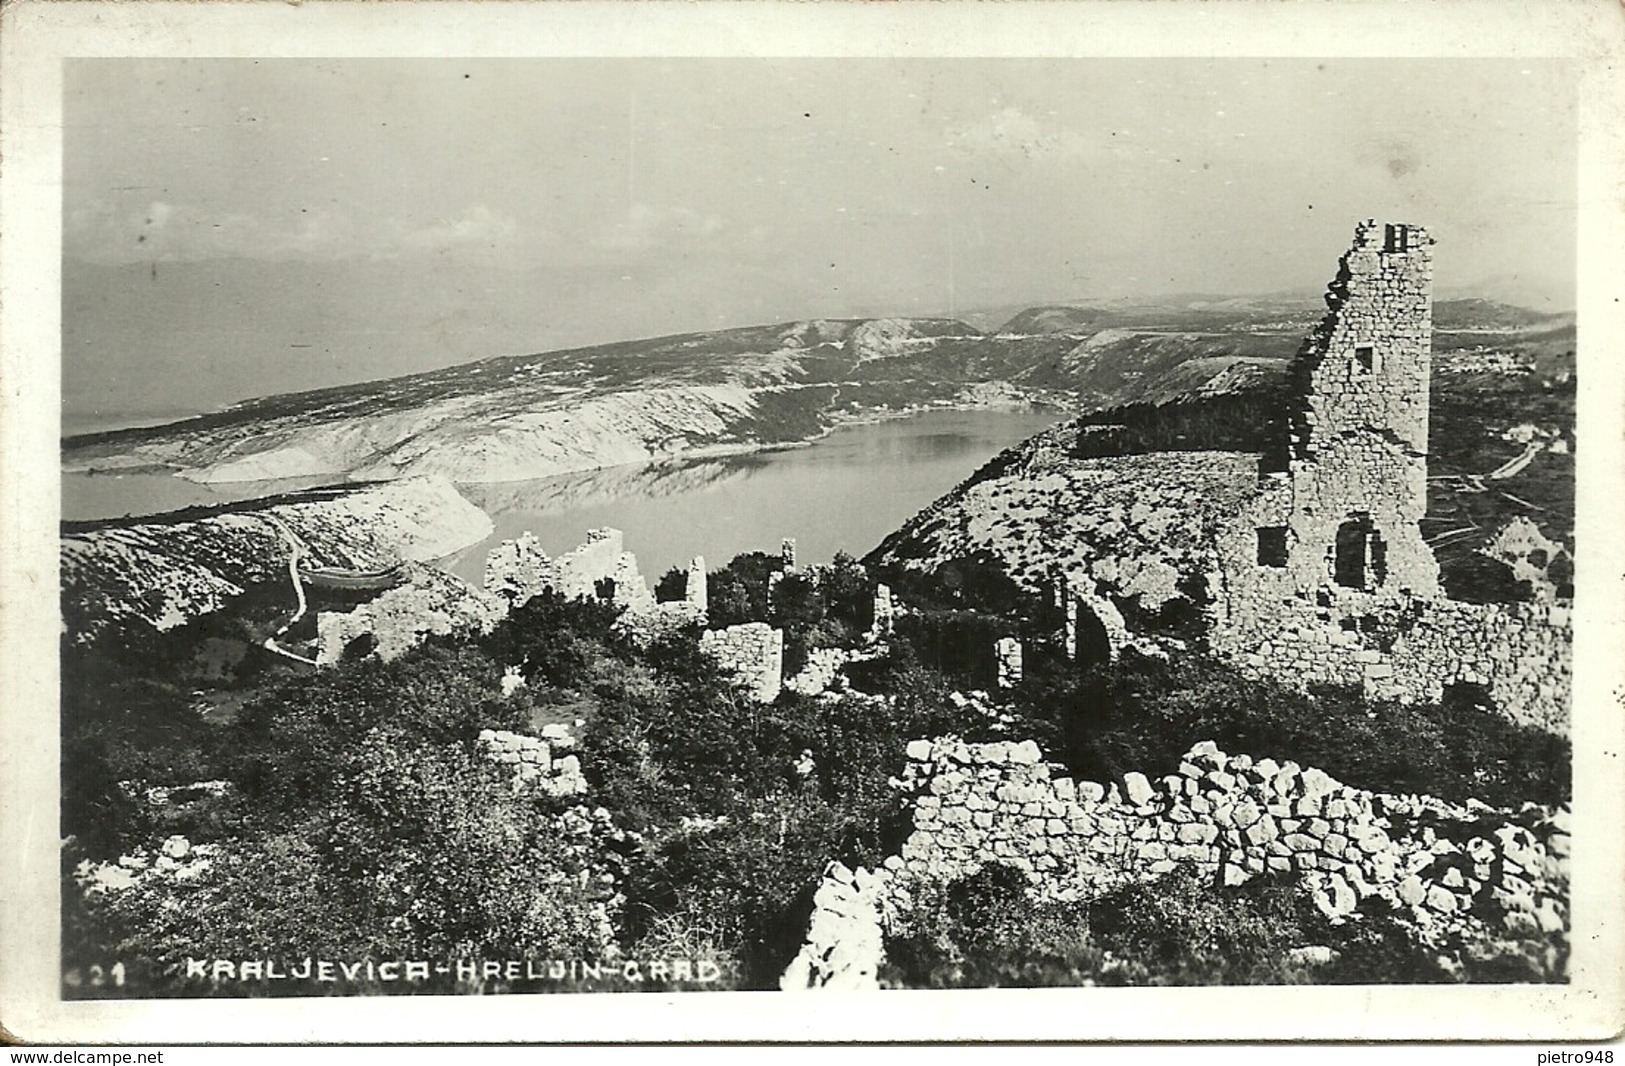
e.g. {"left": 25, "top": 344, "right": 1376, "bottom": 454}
{"left": 476, "top": 728, "right": 586, "bottom": 797}
{"left": 786, "top": 736, "right": 1569, "bottom": 989}
{"left": 484, "top": 527, "right": 655, "bottom": 614}
{"left": 780, "top": 861, "right": 890, "bottom": 990}
{"left": 870, "top": 583, "right": 895, "bottom": 639}
{"left": 995, "top": 637, "right": 1023, "bottom": 688}
{"left": 1207, "top": 221, "right": 1570, "bottom": 732}
{"left": 785, "top": 645, "right": 886, "bottom": 697}
{"left": 699, "top": 622, "right": 784, "bottom": 703}
{"left": 1059, "top": 574, "right": 1128, "bottom": 665}
{"left": 684, "top": 555, "right": 709, "bottom": 615}
{"left": 1210, "top": 568, "right": 1570, "bottom": 732}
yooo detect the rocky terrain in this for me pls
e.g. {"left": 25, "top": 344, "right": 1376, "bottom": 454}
{"left": 60, "top": 297, "right": 1553, "bottom": 490}
{"left": 870, "top": 313, "right": 1576, "bottom": 615}
{"left": 59, "top": 295, "right": 1572, "bottom": 671}
{"left": 60, "top": 476, "right": 492, "bottom": 644}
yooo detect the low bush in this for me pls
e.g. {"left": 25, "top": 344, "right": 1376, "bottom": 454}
{"left": 1010, "top": 652, "right": 1569, "bottom": 809}
{"left": 881, "top": 864, "right": 1457, "bottom": 989}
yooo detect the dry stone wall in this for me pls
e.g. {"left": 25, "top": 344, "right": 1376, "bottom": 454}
{"left": 477, "top": 728, "right": 587, "bottom": 797}
{"left": 786, "top": 736, "right": 1568, "bottom": 989}
{"left": 699, "top": 622, "right": 784, "bottom": 703}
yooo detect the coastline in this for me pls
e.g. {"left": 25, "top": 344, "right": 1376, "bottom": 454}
{"left": 61, "top": 386, "right": 1078, "bottom": 522}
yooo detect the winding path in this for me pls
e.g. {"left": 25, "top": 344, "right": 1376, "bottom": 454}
{"left": 262, "top": 515, "right": 319, "bottom": 666}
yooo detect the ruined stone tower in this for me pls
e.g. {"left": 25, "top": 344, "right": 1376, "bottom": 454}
{"left": 1266, "top": 219, "right": 1440, "bottom": 598}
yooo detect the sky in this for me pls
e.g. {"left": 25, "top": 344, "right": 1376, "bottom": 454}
{"left": 63, "top": 58, "right": 1577, "bottom": 426}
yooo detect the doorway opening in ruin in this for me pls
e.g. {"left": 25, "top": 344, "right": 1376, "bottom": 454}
{"left": 1333, "top": 514, "right": 1386, "bottom": 590}
{"left": 1442, "top": 679, "right": 1493, "bottom": 713}
{"left": 594, "top": 577, "right": 616, "bottom": 602}
{"left": 1355, "top": 345, "right": 1378, "bottom": 374}
{"left": 1072, "top": 602, "right": 1112, "bottom": 666}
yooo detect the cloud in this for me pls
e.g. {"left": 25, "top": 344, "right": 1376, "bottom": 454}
{"left": 945, "top": 107, "right": 1093, "bottom": 161}
{"left": 393, "top": 204, "right": 520, "bottom": 255}
{"left": 598, "top": 203, "right": 726, "bottom": 255}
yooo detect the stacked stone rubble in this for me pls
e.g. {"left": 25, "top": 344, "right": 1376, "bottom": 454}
{"left": 699, "top": 622, "right": 784, "bottom": 703}
{"left": 477, "top": 728, "right": 587, "bottom": 797}
{"left": 780, "top": 861, "right": 890, "bottom": 990}
{"left": 76, "top": 835, "right": 220, "bottom": 895}
{"left": 784, "top": 736, "right": 1570, "bottom": 987}
{"left": 786, "top": 646, "right": 877, "bottom": 696}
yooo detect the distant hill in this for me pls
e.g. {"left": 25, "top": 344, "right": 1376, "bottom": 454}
{"left": 868, "top": 317, "right": 1575, "bottom": 611}
{"left": 63, "top": 294, "right": 1572, "bottom": 492}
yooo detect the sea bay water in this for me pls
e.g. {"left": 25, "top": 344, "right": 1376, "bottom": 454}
{"left": 61, "top": 407, "right": 1065, "bottom": 581}
{"left": 446, "top": 407, "right": 1065, "bottom": 583}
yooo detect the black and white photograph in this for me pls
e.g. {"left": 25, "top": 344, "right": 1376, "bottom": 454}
{"left": 3, "top": 0, "right": 1623, "bottom": 1046}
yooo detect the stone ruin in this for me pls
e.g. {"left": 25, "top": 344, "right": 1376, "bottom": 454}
{"left": 315, "top": 564, "right": 507, "bottom": 666}
{"left": 477, "top": 727, "right": 587, "bottom": 797}
{"left": 319, "top": 522, "right": 793, "bottom": 706}
{"left": 783, "top": 578, "right": 898, "bottom": 698}
{"left": 481, "top": 526, "right": 709, "bottom": 633}
{"left": 1205, "top": 221, "right": 1571, "bottom": 732}
{"left": 485, "top": 527, "right": 659, "bottom": 615}
{"left": 994, "top": 636, "right": 1023, "bottom": 688}
{"left": 766, "top": 537, "right": 802, "bottom": 605}
{"left": 319, "top": 527, "right": 710, "bottom": 666}
{"left": 699, "top": 622, "right": 785, "bottom": 703}
{"left": 870, "top": 583, "right": 895, "bottom": 639}
{"left": 1055, "top": 572, "right": 1129, "bottom": 666}
{"left": 783, "top": 735, "right": 1569, "bottom": 989}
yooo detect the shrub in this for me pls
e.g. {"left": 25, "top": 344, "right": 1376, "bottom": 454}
{"left": 227, "top": 644, "right": 527, "bottom": 824}
{"left": 478, "top": 590, "right": 630, "bottom": 689}
{"left": 1008, "top": 651, "right": 1569, "bottom": 809}
{"left": 881, "top": 864, "right": 1103, "bottom": 988}
{"left": 620, "top": 791, "right": 845, "bottom": 989}
{"left": 706, "top": 551, "right": 779, "bottom": 627}
{"left": 71, "top": 732, "right": 620, "bottom": 996}
{"left": 881, "top": 865, "right": 1455, "bottom": 989}
{"left": 654, "top": 565, "right": 688, "bottom": 603}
